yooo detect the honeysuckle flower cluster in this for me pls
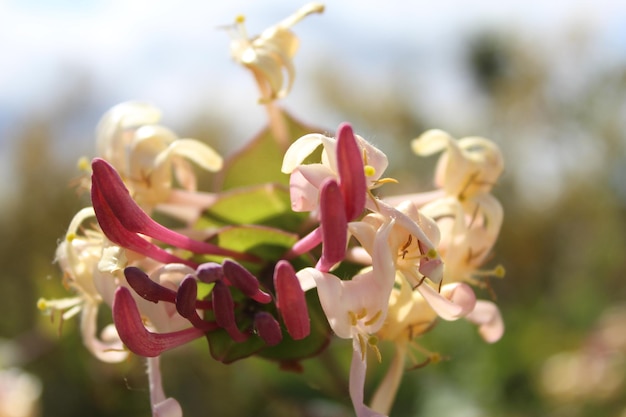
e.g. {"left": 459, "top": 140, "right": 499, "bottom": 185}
{"left": 40, "top": 4, "right": 507, "bottom": 417}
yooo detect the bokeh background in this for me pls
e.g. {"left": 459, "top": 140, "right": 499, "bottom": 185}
{"left": 1, "top": 1, "right": 626, "bottom": 416}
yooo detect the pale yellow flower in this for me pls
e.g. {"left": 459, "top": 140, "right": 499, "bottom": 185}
{"left": 228, "top": 3, "right": 324, "bottom": 102}
{"left": 95, "top": 101, "right": 223, "bottom": 211}
{"left": 411, "top": 129, "right": 504, "bottom": 201}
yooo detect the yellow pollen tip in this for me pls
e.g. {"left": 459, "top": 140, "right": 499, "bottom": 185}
{"left": 77, "top": 156, "right": 90, "bottom": 172}
{"left": 494, "top": 265, "right": 506, "bottom": 278}
{"left": 235, "top": 14, "right": 245, "bottom": 24}
{"left": 427, "top": 248, "right": 438, "bottom": 258}
{"left": 37, "top": 298, "right": 48, "bottom": 311}
{"left": 430, "top": 352, "right": 442, "bottom": 364}
{"left": 364, "top": 310, "right": 382, "bottom": 326}
{"left": 364, "top": 165, "right": 376, "bottom": 177}
{"left": 348, "top": 311, "right": 358, "bottom": 326}
{"left": 66, "top": 232, "right": 76, "bottom": 242}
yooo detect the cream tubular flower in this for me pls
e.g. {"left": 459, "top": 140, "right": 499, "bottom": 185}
{"left": 228, "top": 3, "right": 324, "bottom": 102}
{"left": 95, "top": 102, "right": 223, "bottom": 211}
{"left": 411, "top": 129, "right": 504, "bottom": 200}
{"left": 38, "top": 207, "right": 127, "bottom": 363}
{"left": 421, "top": 194, "right": 504, "bottom": 285}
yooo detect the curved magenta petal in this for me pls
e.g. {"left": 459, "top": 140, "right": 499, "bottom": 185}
{"left": 92, "top": 158, "right": 255, "bottom": 261}
{"left": 112, "top": 287, "right": 204, "bottom": 357}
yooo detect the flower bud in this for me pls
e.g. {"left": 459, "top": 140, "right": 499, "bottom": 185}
{"left": 254, "top": 312, "right": 283, "bottom": 346}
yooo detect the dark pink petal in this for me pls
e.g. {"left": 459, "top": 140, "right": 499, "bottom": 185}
{"left": 336, "top": 123, "right": 366, "bottom": 221}
{"left": 175, "top": 277, "right": 217, "bottom": 331}
{"left": 316, "top": 179, "right": 347, "bottom": 272}
{"left": 91, "top": 158, "right": 256, "bottom": 262}
{"left": 273, "top": 260, "right": 310, "bottom": 340}
{"left": 211, "top": 281, "right": 249, "bottom": 342}
{"left": 112, "top": 287, "right": 205, "bottom": 357}
{"left": 125, "top": 266, "right": 177, "bottom": 304}
{"left": 253, "top": 312, "right": 283, "bottom": 346}
{"left": 92, "top": 182, "right": 195, "bottom": 267}
{"left": 222, "top": 260, "right": 272, "bottom": 304}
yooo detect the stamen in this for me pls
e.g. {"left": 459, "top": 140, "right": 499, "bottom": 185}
{"left": 348, "top": 311, "right": 358, "bottom": 327}
{"left": 357, "top": 333, "right": 366, "bottom": 361}
{"left": 364, "top": 310, "right": 382, "bottom": 327}
{"left": 368, "top": 336, "right": 382, "bottom": 363}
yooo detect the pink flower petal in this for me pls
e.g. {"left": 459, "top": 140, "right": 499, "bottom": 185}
{"left": 417, "top": 282, "right": 476, "bottom": 321}
{"left": 465, "top": 300, "right": 504, "bottom": 343}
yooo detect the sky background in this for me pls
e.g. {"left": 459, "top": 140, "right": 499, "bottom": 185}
{"left": 1, "top": 0, "right": 626, "bottom": 200}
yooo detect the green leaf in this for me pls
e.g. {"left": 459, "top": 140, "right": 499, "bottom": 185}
{"left": 206, "top": 328, "right": 266, "bottom": 364}
{"left": 196, "top": 183, "right": 307, "bottom": 232}
{"left": 214, "top": 109, "right": 324, "bottom": 191}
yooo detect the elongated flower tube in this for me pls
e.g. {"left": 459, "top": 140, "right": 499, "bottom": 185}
{"left": 112, "top": 287, "right": 206, "bottom": 357}
{"left": 91, "top": 158, "right": 255, "bottom": 264}
{"left": 297, "top": 220, "right": 396, "bottom": 416}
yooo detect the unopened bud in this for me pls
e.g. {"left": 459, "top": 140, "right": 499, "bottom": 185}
{"left": 222, "top": 260, "right": 271, "bottom": 304}
{"left": 212, "top": 281, "right": 248, "bottom": 342}
{"left": 273, "top": 260, "right": 310, "bottom": 340}
{"left": 176, "top": 277, "right": 215, "bottom": 331}
{"left": 125, "top": 266, "right": 177, "bottom": 303}
{"left": 254, "top": 312, "right": 283, "bottom": 346}
{"left": 196, "top": 262, "right": 224, "bottom": 283}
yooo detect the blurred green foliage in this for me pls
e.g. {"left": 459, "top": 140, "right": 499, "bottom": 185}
{"left": 2, "top": 28, "right": 626, "bottom": 417}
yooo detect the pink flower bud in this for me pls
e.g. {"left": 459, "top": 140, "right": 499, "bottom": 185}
{"left": 125, "top": 266, "right": 177, "bottom": 304}
{"left": 336, "top": 123, "right": 366, "bottom": 221}
{"left": 274, "top": 260, "right": 310, "bottom": 340}
{"left": 222, "top": 260, "right": 271, "bottom": 304}
{"left": 196, "top": 262, "right": 224, "bottom": 283}
{"left": 176, "top": 277, "right": 215, "bottom": 331}
{"left": 254, "top": 312, "right": 283, "bottom": 346}
{"left": 211, "top": 281, "right": 248, "bottom": 342}
{"left": 317, "top": 179, "right": 347, "bottom": 272}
